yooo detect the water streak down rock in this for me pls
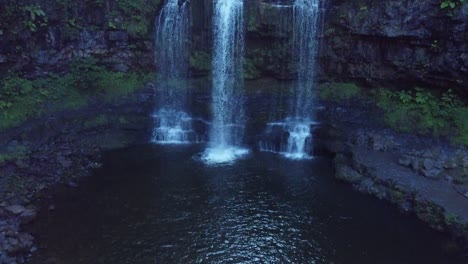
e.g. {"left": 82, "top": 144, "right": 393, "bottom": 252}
{"left": 152, "top": 0, "right": 198, "bottom": 144}
{"left": 203, "top": 0, "right": 249, "bottom": 164}
{"left": 259, "top": 0, "right": 321, "bottom": 159}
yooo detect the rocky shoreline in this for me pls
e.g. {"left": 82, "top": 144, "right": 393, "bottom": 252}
{"left": 316, "top": 102, "right": 468, "bottom": 253}
{"left": 0, "top": 84, "right": 154, "bottom": 264}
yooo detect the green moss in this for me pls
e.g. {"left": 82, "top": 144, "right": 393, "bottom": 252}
{"left": 113, "top": 0, "right": 162, "bottom": 37}
{"left": 96, "top": 71, "right": 144, "bottom": 101}
{"left": 0, "top": 95, "right": 40, "bottom": 129}
{"left": 390, "top": 189, "right": 405, "bottom": 203}
{"left": 0, "top": 145, "right": 28, "bottom": 163}
{"left": 0, "top": 61, "right": 148, "bottom": 130}
{"left": 415, "top": 201, "right": 446, "bottom": 231}
{"left": 0, "top": 73, "right": 86, "bottom": 129}
{"left": 451, "top": 107, "right": 468, "bottom": 146}
{"left": 444, "top": 212, "right": 460, "bottom": 226}
{"left": 318, "top": 82, "right": 362, "bottom": 102}
{"left": 374, "top": 88, "right": 467, "bottom": 146}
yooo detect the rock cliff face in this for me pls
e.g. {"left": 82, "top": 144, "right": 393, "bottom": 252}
{"left": 1, "top": 0, "right": 467, "bottom": 93}
{"left": 0, "top": 0, "right": 160, "bottom": 77}
{"left": 245, "top": 0, "right": 468, "bottom": 92}
{"left": 320, "top": 0, "right": 468, "bottom": 92}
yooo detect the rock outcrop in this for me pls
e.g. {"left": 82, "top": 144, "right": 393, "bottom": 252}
{"left": 1, "top": 0, "right": 466, "bottom": 93}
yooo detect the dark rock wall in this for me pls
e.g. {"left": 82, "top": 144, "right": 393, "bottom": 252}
{"left": 320, "top": 0, "right": 468, "bottom": 92}
{"left": 1, "top": 0, "right": 467, "bottom": 92}
{"left": 0, "top": 0, "right": 161, "bottom": 77}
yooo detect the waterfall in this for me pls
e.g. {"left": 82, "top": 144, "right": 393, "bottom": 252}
{"left": 259, "top": 0, "right": 320, "bottom": 159}
{"left": 291, "top": 0, "right": 319, "bottom": 119}
{"left": 152, "top": 0, "right": 198, "bottom": 144}
{"left": 202, "top": 0, "right": 248, "bottom": 164}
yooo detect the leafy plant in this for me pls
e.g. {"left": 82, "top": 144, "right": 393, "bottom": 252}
{"left": 0, "top": 74, "right": 33, "bottom": 100}
{"left": 0, "top": 3, "right": 48, "bottom": 36}
{"left": 21, "top": 4, "right": 48, "bottom": 32}
{"left": 440, "top": 0, "right": 465, "bottom": 9}
{"left": 374, "top": 87, "right": 467, "bottom": 145}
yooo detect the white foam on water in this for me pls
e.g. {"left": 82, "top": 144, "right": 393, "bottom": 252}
{"left": 204, "top": 0, "right": 248, "bottom": 164}
{"left": 258, "top": 0, "right": 321, "bottom": 160}
{"left": 152, "top": 109, "right": 198, "bottom": 144}
{"left": 201, "top": 146, "right": 249, "bottom": 165}
{"left": 259, "top": 120, "right": 316, "bottom": 160}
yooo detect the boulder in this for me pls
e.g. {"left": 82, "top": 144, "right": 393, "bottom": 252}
{"left": 335, "top": 164, "right": 363, "bottom": 183}
{"left": 4, "top": 205, "right": 26, "bottom": 215}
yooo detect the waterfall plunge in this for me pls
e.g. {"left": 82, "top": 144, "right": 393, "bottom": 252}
{"left": 202, "top": 0, "right": 248, "bottom": 164}
{"left": 259, "top": 0, "right": 320, "bottom": 159}
{"left": 152, "top": 0, "right": 198, "bottom": 144}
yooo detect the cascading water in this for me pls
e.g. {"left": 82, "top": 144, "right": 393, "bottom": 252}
{"left": 202, "top": 0, "right": 248, "bottom": 164}
{"left": 291, "top": 0, "right": 319, "bottom": 119}
{"left": 259, "top": 0, "right": 320, "bottom": 159}
{"left": 152, "top": 0, "right": 198, "bottom": 144}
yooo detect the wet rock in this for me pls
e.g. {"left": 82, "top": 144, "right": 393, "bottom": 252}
{"left": 423, "top": 158, "right": 435, "bottom": 170}
{"left": 411, "top": 159, "right": 421, "bottom": 172}
{"left": 398, "top": 156, "right": 412, "bottom": 167}
{"left": 14, "top": 159, "right": 28, "bottom": 169}
{"left": 421, "top": 167, "right": 443, "bottom": 180}
{"left": 335, "top": 164, "right": 363, "bottom": 183}
{"left": 57, "top": 155, "right": 72, "bottom": 168}
{"left": 368, "top": 134, "right": 385, "bottom": 151}
{"left": 19, "top": 209, "right": 37, "bottom": 224}
{"left": 0, "top": 54, "right": 7, "bottom": 63}
{"left": 444, "top": 158, "right": 458, "bottom": 169}
{"left": 398, "top": 200, "right": 413, "bottom": 213}
{"left": 30, "top": 246, "right": 38, "bottom": 253}
{"left": 0, "top": 254, "right": 16, "bottom": 264}
{"left": 108, "top": 31, "right": 128, "bottom": 41}
{"left": 66, "top": 181, "right": 78, "bottom": 188}
{"left": 356, "top": 178, "right": 381, "bottom": 197}
{"left": 4, "top": 232, "right": 34, "bottom": 254}
{"left": 113, "top": 63, "right": 129, "bottom": 72}
{"left": 4, "top": 205, "right": 26, "bottom": 215}
{"left": 445, "top": 175, "right": 454, "bottom": 183}
{"left": 462, "top": 156, "right": 468, "bottom": 168}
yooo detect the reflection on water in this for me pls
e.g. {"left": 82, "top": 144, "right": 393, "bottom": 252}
{"left": 29, "top": 145, "right": 465, "bottom": 264}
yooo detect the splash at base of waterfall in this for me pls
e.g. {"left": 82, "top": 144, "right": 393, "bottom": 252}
{"left": 259, "top": 119, "right": 317, "bottom": 160}
{"left": 152, "top": 109, "right": 199, "bottom": 144}
{"left": 204, "top": 0, "right": 246, "bottom": 165}
{"left": 201, "top": 146, "right": 249, "bottom": 165}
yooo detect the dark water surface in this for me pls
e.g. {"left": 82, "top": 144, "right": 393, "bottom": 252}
{"left": 29, "top": 145, "right": 464, "bottom": 264}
